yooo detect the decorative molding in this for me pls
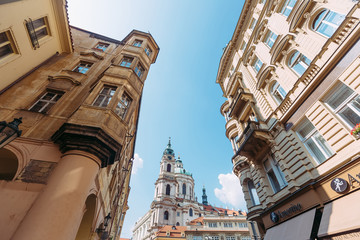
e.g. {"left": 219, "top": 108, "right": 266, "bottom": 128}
{"left": 51, "top": 123, "right": 122, "bottom": 168}
{"left": 253, "top": 19, "right": 268, "bottom": 44}
{"left": 243, "top": 46, "right": 255, "bottom": 66}
{"left": 270, "top": 34, "right": 294, "bottom": 65}
{"left": 80, "top": 51, "right": 104, "bottom": 60}
{"left": 48, "top": 75, "right": 81, "bottom": 86}
{"left": 257, "top": 66, "right": 276, "bottom": 90}
{"left": 288, "top": 0, "right": 313, "bottom": 33}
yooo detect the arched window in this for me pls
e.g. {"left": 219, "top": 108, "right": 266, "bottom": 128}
{"left": 247, "top": 180, "right": 260, "bottom": 206}
{"left": 189, "top": 208, "right": 193, "bottom": 217}
{"left": 167, "top": 164, "right": 171, "bottom": 172}
{"left": 176, "top": 222, "right": 180, "bottom": 226}
{"left": 0, "top": 148, "right": 18, "bottom": 180}
{"left": 166, "top": 184, "right": 171, "bottom": 195}
{"left": 164, "top": 211, "right": 169, "bottom": 220}
{"left": 288, "top": 51, "right": 311, "bottom": 76}
{"left": 312, "top": 9, "right": 345, "bottom": 38}
{"left": 280, "top": 0, "right": 296, "bottom": 17}
{"left": 182, "top": 183, "right": 186, "bottom": 195}
{"left": 270, "top": 81, "right": 287, "bottom": 104}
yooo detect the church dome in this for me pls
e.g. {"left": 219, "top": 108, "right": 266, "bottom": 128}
{"left": 163, "top": 138, "right": 175, "bottom": 156}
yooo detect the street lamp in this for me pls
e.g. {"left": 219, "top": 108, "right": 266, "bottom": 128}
{"left": 96, "top": 213, "right": 111, "bottom": 234}
{"left": 0, "top": 117, "right": 22, "bottom": 148}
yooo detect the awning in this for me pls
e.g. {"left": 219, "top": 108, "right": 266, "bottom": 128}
{"left": 318, "top": 190, "right": 360, "bottom": 237}
{"left": 264, "top": 208, "right": 316, "bottom": 240}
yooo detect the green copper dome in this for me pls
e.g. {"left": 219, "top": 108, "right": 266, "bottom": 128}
{"left": 163, "top": 138, "right": 175, "bottom": 156}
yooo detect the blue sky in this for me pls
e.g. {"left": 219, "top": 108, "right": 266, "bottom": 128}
{"left": 67, "top": 0, "right": 246, "bottom": 238}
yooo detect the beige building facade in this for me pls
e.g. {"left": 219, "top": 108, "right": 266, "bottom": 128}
{"left": 217, "top": 0, "right": 360, "bottom": 239}
{"left": 0, "top": 1, "right": 159, "bottom": 239}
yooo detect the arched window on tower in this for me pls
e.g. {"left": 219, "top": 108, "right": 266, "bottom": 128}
{"left": 182, "top": 183, "right": 186, "bottom": 195}
{"left": 164, "top": 211, "right": 169, "bottom": 220}
{"left": 189, "top": 208, "right": 193, "bottom": 217}
{"left": 167, "top": 163, "right": 171, "bottom": 172}
{"left": 166, "top": 184, "right": 171, "bottom": 195}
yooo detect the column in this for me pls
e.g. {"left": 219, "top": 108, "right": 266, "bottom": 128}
{"left": 12, "top": 150, "right": 101, "bottom": 240}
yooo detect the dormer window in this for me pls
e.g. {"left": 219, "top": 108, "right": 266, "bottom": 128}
{"left": 133, "top": 39, "right": 143, "bottom": 47}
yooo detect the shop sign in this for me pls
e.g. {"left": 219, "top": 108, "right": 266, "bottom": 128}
{"left": 270, "top": 203, "right": 302, "bottom": 223}
{"left": 330, "top": 173, "right": 360, "bottom": 193}
{"left": 330, "top": 178, "right": 348, "bottom": 193}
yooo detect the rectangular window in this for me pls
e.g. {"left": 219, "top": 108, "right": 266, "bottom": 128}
{"left": 0, "top": 30, "right": 17, "bottom": 59}
{"left": 145, "top": 45, "right": 152, "bottom": 57}
{"left": 133, "top": 39, "right": 143, "bottom": 47}
{"left": 120, "top": 57, "right": 133, "bottom": 68}
{"left": 241, "top": 237, "right": 251, "bottom": 240}
{"left": 209, "top": 222, "right": 217, "bottom": 228}
{"left": 193, "top": 236, "right": 202, "bottom": 240}
{"left": 240, "top": 41, "right": 247, "bottom": 51}
{"left": 296, "top": 118, "right": 334, "bottom": 163}
{"left": 324, "top": 82, "right": 360, "bottom": 128}
{"left": 238, "top": 222, "right": 248, "bottom": 228}
{"left": 93, "top": 86, "right": 117, "bottom": 107}
{"left": 135, "top": 63, "right": 145, "bottom": 78}
{"left": 177, "top": 212, "right": 180, "bottom": 217}
{"left": 263, "top": 155, "right": 287, "bottom": 193}
{"left": 264, "top": 30, "right": 278, "bottom": 48}
{"left": 94, "top": 42, "right": 109, "bottom": 52}
{"left": 211, "top": 236, "right": 219, "bottom": 240}
{"left": 25, "top": 17, "right": 50, "bottom": 48}
{"left": 115, "top": 92, "right": 132, "bottom": 119}
{"left": 226, "top": 237, "right": 235, "bottom": 240}
{"left": 29, "top": 90, "right": 63, "bottom": 113}
{"left": 280, "top": 0, "right": 296, "bottom": 17}
{"left": 249, "top": 18, "right": 257, "bottom": 30}
{"left": 252, "top": 56, "right": 263, "bottom": 73}
{"left": 224, "top": 223, "right": 233, "bottom": 228}
{"left": 73, "top": 61, "right": 93, "bottom": 74}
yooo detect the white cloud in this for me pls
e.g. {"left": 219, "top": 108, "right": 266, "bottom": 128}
{"left": 132, "top": 153, "right": 143, "bottom": 174}
{"left": 214, "top": 173, "right": 247, "bottom": 211}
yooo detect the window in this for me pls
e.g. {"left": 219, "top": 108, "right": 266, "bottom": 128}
{"left": 263, "top": 155, "right": 287, "bottom": 193}
{"left": 25, "top": 17, "right": 50, "bottom": 48}
{"left": 238, "top": 222, "right": 248, "bottom": 228}
{"left": 29, "top": 90, "right": 63, "bottom": 113}
{"left": 135, "top": 63, "right": 145, "bottom": 78}
{"left": 240, "top": 41, "right": 247, "bottom": 51}
{"left": 167, "top": 164, "right": 171, "bottom": 172}
{"left": 120, "top": 57, "right": 133, "bottom": 68}
{"left": 249, "top": 18, "right": 257, "bottom": 30}
{"left": 177, "top": 212, "right": 180, "bottom": 217}
{"left": 224, "top": 223, "right": 233, "bottom": 228}
{"left": 73, "top": 61, "right": 93, "bottom": 74}
{"left": 193, "top": 236, "right": 202, "bottom": 240}
{"left": 241, "top": 237, "right": 251, "bottom": 240}
{"left": 115, "top": 92, "right": 132, "bottom": 119}
{"left": 209, "top": 222, "right": 217, "bottom": 228}
{"left": 312, "top": 9, "right": 345, "bottom": 38}
{"left": 93, "top": 86, "right": 117, "bottom": 107}
{"left": 280, "top": 0, "right": 296, "bottom": 17}
{"left": 182, "top": 183, "right": 186, "bottom": 195}
{"left": 271, "top": 81, "right": 287, "bottom": 104}
{"left": 133, "top": 39, "right": 143, "bottom": 47}
{"left": 324, "top": 81, "right": 360, "bottom": 128}
{"left": 288, "top": 51, "right": 311, "bottom": 76}
{"left": 145, "top": 45, "right": 152, "bottom": 57}
{"left": 247, "top": 180, "right": 260, "bottom": 205}
{"left": 164, "top": 211, "right": 169, "bottom": 220}
{"left": 211, "top": 236, "right": 219, "bottom": 240}
{"left": 296, "top": 118, "right": 333, "bottom": 163}
{"left": 264, "top": 30, "right": 278, "bottom": 48}
{"left": 252, "top": 56, "right": 263, "bottom": 73}
{"left": 94, "top": 42, "right": 109, "bottom": 51}
{"left": 226, "top": 236, "right": 235, "bottom": 240}
{"left": 166, "top": 184, "right": 171, "bottom": 195}
{"left": 0, "top": 31, "right": 17, "bottom": 59}
{"left": 189, "top": 208, "right": 193, "bottom": 217}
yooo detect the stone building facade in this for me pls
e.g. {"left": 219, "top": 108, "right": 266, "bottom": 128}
{"left": 216, "top": 0, "right": 360, "bottom": 239}
{"left": 0, "top": 1, "right": 159, "bottom": 239}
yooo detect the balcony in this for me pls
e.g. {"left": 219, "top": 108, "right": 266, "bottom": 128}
{"left": 233, "top": 121, "right": 272, "bottom": 161}
{"left": 229, "top": 88, "right": 254, "bottom": 120}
